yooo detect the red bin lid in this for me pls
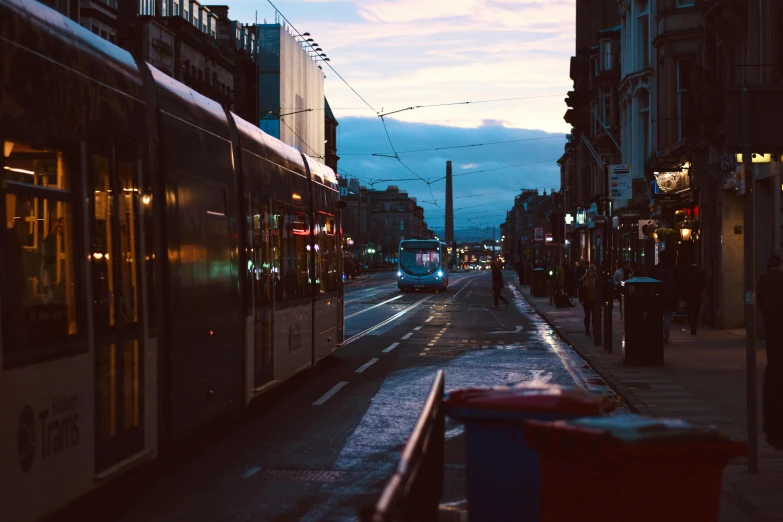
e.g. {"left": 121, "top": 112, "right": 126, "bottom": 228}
{"left": 444, "top": 382, "right": 613, "bottom": 416}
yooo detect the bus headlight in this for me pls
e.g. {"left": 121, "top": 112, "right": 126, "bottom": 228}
{"left": 437, "top": 270, "right": 443, "bottom": 277}
{"left": 397, "top": 271, "right": 402, "bottom": 277}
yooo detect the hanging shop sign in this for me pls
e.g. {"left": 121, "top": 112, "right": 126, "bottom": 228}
{"left": 654, "top": 168, "right": 690, "bottom": 193}
{"left": 575, "top": 209, "right": 587, "bottom": 228}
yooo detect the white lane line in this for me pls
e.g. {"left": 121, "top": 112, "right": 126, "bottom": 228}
{"left": 355, "top": 358, "right": 379, "bottom": 374}
{"left": 425, "top": 316, "right": 434, "bottom": 323}
{"left": 401, "top": 332, "right": 413, "bottom": 340}
{"left": 312, "top": 381, "right": 349, "bottom": 406}
{"left": 243, "top": 466, "right": 262, "bottom": 479}
{"left": 343, "top": 294, "right": 434, "bottom": 346}
{"left": 382, "top": 342, "right": 399, "bottom": 353}
{"left": 344, "top": 294, "right": 404, "bottom": 319}
{"left": 414, "top": 326, "right": 422, "bottom": 331}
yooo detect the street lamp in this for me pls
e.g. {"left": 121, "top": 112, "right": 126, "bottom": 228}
{"left": 679, "top": 223, "right": 693, "bottom": 241}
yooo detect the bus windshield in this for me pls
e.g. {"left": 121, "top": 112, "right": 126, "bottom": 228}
{"left": 399, "top": 241, "right": 441, "bottom": 276}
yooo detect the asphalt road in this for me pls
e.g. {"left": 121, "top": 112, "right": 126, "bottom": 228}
{"left": 46, "top": 270, "right": 621, "bottom": 522}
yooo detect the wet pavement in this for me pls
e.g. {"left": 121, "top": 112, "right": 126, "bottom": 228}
{"left": 46, "top": 270, "right": 619, "bottom": 522}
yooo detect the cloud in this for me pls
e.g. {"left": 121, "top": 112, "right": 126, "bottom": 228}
{"left": 223, "top": 0, "right": 575, "bottom": 133}
{"left": 337, "top": 116, "right": 564, "bottom": 231}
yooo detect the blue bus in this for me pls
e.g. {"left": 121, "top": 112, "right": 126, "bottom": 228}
{"left": 397, "top": 240, "right": 449, "bottom": 292}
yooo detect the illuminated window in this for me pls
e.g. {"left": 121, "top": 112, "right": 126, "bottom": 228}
{"left": 2, "top": 140, "right": 81, "bottom": 365}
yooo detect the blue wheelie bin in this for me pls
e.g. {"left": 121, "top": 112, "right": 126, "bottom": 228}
{"left": 443, "top": 383, "right": 613, "bottom": 522}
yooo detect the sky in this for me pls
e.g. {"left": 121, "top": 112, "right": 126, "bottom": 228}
{"left": 223, "top": 0, "right": 574, "bottom": 235}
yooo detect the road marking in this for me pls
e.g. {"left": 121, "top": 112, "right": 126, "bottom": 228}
{"left": 243, "top": 466, "right": 262, "bottom": 479}
{"left": 343, "top": 294, "right": 433, "bottom": 346}
{"left": 382, "top": 342, "right": 400, "bottom": 353}
{"left": 414, "top": 326, "right": 422, "bottom": 331}
{"left": 345, "top": 294, "right": 404, "bottom": 319}
{"left": 489, "top": 325, "right": 524, "bottom": 334}
{"left": 355, "top": 358, "right": 379, "bottom": 374}
{"left": 401, "top": 332, "right": 413, "bottom": 340}
{"left": 425, "top": 316, "right": 434, "bottom": 323}
{"left": 312, "top": 381, "right": 349, "bottom": 406}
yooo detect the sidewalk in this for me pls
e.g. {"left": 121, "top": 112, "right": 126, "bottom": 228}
{"left": 518, "top": 283, "right": 783, "bottom": 522}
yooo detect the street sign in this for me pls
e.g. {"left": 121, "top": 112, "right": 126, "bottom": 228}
{"left": 609, "top": 164, "right": 632, "bottom": 201}
{"left": 654, "top": 193, "right": 681, "bottom": 205}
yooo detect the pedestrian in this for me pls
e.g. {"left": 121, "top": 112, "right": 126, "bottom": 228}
{"left": 491, "top": 260, "right": 509, "bottom": 309}
{"left": 563, "top": 262, "right": 576, "bottom": 298}
{"left": 757, "top": 255, "right": 783, "bottom": 450}
{"left": 578, "top": 265, "right": 597, "bottom": 336}
{"left": 652, "top": 250, "right": 680, "bottom": 344}
{"left": 515, "top": 260, "right": 523, "bottom": 285}
{"left": 681, "top": 262, "right": 707, "bottom": 335}
{"left": 575, "top": 258, "right": 587, "bottom": 282}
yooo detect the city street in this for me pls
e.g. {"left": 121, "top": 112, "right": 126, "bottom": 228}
{"left": 45, "top": 271, "right": 619, "bottom": 522}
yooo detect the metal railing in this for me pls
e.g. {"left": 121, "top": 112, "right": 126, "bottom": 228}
{"left": 361, "top": 370, "right": 445, "bottom": 522}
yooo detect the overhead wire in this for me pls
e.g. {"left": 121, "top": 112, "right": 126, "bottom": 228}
{"left": 340, "top": 135, "right": 563, "bottom": 157}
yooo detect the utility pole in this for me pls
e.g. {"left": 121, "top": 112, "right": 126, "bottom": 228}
{"left": 445, "top": 160, "right": 454, "bottom": 247}
{"left": 603, "top": 163, "right": 613, "bottom": 354}
{"left": 742, "top": 86, "right": 758, "bottom": 473}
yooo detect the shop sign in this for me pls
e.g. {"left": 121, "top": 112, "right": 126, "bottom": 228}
{"left": 654, "top": 193, "right": 681, "bottom": 205}
{"left": 534, "top": 228, "right": 544, "bottom": 242}
{"left": 609, "top": 165, "right": 632, "bottom": 201}
{"left": 654, "top": 170, "right": 690, "bottom": 193}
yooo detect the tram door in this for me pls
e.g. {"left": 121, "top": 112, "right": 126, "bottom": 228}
{"left": 90, "top": 142, "right": 144, "bottom": 471}
{"left": 250, "top": 186, "right": 273, "bottom": 387}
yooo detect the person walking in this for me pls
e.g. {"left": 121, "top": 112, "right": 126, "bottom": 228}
{"left": 578, "top": 265, "right": 597, "bottom": 336}
{"left": 757, "top": 255, "right": 783, "bottom": 450}
{"left": 653, "top": 250, "right": 680, "bottom": 344}
{"left": 681, "top": 262, "right": 707, "bottom": 335}
{"left": 515, "top": 260, "right": 524, "bottom": 285}
{"left": 491, "top": 260, "right": 509, "bottom": 308}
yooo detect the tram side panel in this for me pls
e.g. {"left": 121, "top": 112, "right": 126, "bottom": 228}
{"left": 153, "top": 72, "right": 244, "bottom": 443}
{"left": 1, "top": 1, "right": 154, "bottom": 520}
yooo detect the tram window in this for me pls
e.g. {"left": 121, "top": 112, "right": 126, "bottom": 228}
{"left": 315, "top": 214, "right": 337, "bottom": 294}
{"left": 3, "top": 141, "right": 70, "bottom": 190}
{"left": 271, "top": 203, "right": 309, "bottom": 303}
{"left": 92, "top": 154, "right": 116, "bottom": 328}
{"left": 2, "top": 141, "right": 80, "bottom": 362}
{"left": 117, "top": 159, "right": 139, "bottom": 325}
{"left": 251, "top": 190, "right": 273, "bottom": 306}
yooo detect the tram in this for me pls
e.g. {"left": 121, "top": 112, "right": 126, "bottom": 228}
{"left": 397, "top": 239, "right": 449, "bottom": 292}
{"left": 0, "top": 1, "right": 343, "bottom": 520}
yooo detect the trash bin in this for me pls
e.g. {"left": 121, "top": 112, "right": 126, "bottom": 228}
{"left": 621, "top": 277, "right": 663, "bottom": 365}
{"left": 444, "top": 383, "right": 613, "bottom": 522}
{"left": 531, "top": 268, "right": 546, "bottom": 297}
{"left": 524, "top": 414, "right": 747, "bottom": 522}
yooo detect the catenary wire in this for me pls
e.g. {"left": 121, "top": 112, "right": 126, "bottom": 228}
{"left": 339, "top": 135, "right": 563, "bottom": 156}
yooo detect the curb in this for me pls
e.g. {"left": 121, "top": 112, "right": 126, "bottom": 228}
{"left": 516, "top": 284, "right": 652, "bottom": 416}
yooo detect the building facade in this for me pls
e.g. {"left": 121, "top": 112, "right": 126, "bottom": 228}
{"left": 339, "top": 180, "right": 433, "bottom": 266}
{"left": 563, "top": 0, "right": 783, "bottom": 330}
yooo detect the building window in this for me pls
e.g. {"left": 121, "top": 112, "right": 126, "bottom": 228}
{"left": 591, "top": 102, "right": 598, "bottom": 135}
{"left": 638, "top": 10, "right": 649, "bottom": 69}
{"left": 399, "top": 219, "right": 405, "bottom": 231}
{"left": 593, "top": 57, "right": 599, "bottom": 77}
{"left": 602, "top": 92, "right": 611, "bottom": 129}
{"left": 638, "top": 90, "right": 650, "bottom": 163}
{"left": 676, "top": 58, "right": 694, "bottom": 139}
{"left": 602, "top": 41, "right": 612, "bottom": 70}
{"left": 676, "top": 0, "right": 695, "bottom": 7}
